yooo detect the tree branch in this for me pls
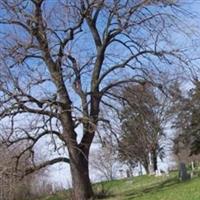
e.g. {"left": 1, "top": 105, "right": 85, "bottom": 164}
{"left": 24, "top": 157, "right": 70, "bottom": 176}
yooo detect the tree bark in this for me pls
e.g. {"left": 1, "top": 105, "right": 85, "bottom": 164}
{"left": 143, "top": 161, "right": 149, "bottom": 175}
{"left": 69, "top": 152, "right": 93, "bottom": 200}
{"left": 152, "top": 150, "right": 158, "bottom": 172}
{"left": 60, "top": 113, "right": 94, "bottom": 200}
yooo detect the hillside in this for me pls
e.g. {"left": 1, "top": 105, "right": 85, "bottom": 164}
{"left": 38, "top": 172, "right": 200, "bottom": 200}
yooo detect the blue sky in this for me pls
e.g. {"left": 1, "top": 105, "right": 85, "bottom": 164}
{"left": 1, "top": 0, "right": 200, "bottom": 187}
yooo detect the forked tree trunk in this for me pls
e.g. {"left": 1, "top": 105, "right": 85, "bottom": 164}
{"left": 69, "top": 150, "right": 94, "bottom": 200}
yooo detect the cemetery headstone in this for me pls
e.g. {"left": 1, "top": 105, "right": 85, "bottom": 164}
{"left": 179, "top": 162, "right": 190, "bottom": 181}
{"left": 155, "top": 169, "right": 162, "bottom": 176}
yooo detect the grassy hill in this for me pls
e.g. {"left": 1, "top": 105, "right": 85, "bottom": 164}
{"left": 39, "top": 172, "right": 200, "bottom": 200}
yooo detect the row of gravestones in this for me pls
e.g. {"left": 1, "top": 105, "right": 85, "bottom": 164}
{"left": 122, "top": 162, "right": 191, "bottom": 180}
{"left": 149, "top": 162, "right": 191, "bottom": 181}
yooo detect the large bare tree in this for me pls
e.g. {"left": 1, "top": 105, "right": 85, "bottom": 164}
{"left": 0, "top": 0, "right": 192, "bottom": 199}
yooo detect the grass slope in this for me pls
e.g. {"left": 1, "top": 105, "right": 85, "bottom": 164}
{"left": 39, "top": 173, "right": 200, "bottom": 200}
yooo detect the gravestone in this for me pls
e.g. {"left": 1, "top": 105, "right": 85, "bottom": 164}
{"left": 155, "top": 169, "right": 162, "bottom": 177}
{"left": 119, "top": 169, "right": 124, "bottom": 178}
{"left": 179, "top": 162, "right": 190, "bottom": 181}
{"left": 149, "top": 163, "right": 155, "bottom": 175}
{"left": 126, "top": 169, "right": 131, "bottom": 178}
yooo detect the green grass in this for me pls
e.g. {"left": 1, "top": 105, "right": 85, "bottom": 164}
{"left": 38, "top": 172, "right": 200, "bottom": 200}
{"left": 36, "top": 190, "right": 70, "bottom": 200}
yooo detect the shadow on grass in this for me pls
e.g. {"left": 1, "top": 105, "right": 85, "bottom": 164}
{"left": 94, "top": 182, "right": 116, "bottom": 199}
{"left": 124, "top": 177, "right": 181, "bottom": 200}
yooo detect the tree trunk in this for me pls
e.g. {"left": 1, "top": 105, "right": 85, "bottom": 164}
{"left": 152, "top": 150, "right": 158, "bottom": 172}
{"left": 69, "top": 150, "right": 94, "bottom": 200}
{"left": 143, "top": 162, "right": 149, "bottom": 175}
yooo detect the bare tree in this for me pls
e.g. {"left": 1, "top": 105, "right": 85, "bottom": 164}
{"left": 90, "top": 142, "right": 118, "bottom": 181}
{"left": 0, "top": 142, "right": 47, "bottom": 200}
{"left": 0, "top": 0, "right": 193, "bottom": 199}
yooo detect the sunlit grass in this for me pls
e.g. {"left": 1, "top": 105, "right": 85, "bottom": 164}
{"left": 38, "top": 172, "right": 200, "bottom": 200}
